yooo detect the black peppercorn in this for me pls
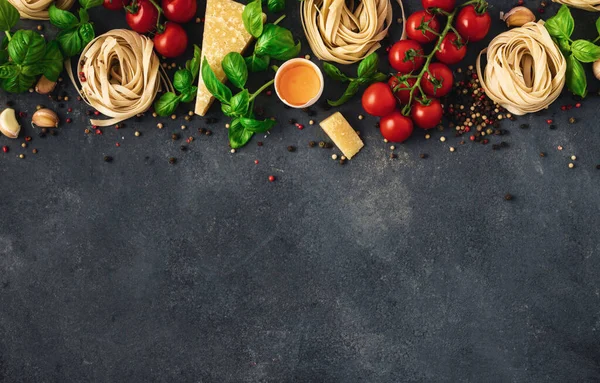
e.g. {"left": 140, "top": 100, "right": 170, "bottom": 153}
{"left": 168, "top": 157, "right": 177, "bottom": 164}
{"left": 103, "top": 156, "right": 113, "bottom": 163}
{"left": 171, "top": 133, "right": 180, "bottom": 140}
{"left": 549, "top": 124, "right": 556, "bottom": 130}
{"left": 198, "top": 128, "right": 206, "bottom": 134}
{"left": 308, "top": 141, "right": 316, "bottom": 147}
{"left": 180, "top": 145, "right": 187, "bottom": 151}
{"left": 419, "top": 153, "right": 428, "bottom": 159}
{"left": 540, "top": 152, "right": 546, "bottom": 157}
{"left": 504, "top": 193, "right": 513, "bottom": 201}
{"left": 287, "top": 146, "right": 295, "bottom": 152}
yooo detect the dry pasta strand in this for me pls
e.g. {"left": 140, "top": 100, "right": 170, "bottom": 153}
{"left": 552, "top": 0, "right": 600, "bottom": 11}
{"left": 7, "top": 0, "right": 75, "bottom": 20}
{"left": 476, "top": 21, "right": 566, "bottom": 116}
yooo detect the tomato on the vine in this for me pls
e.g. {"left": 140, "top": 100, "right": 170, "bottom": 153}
{"left": 361, "top": 82, "right": 397, "bottom": 117}
{"left": 406, "top": 11, "right": 440, "bottom": 44}
{"left": 379, "top": 111, "right": 413, "bottom": 143}
{"left": 420, "top": 62, "right": 453, "bottom": 98}
{"left": 103, "top": 0, "right": 129, "bottom": 10}
{"left": 154, "top": 22, "right": 188, "bottom": 58}
{"left": 455, "top": 5, "right": 491, "bottom": 42}
{"left": 435, "top": 32, "right": 467, "bottom": 65}
{"left": 388, "top": 75, "right": 416, "bottom": 104}
{"left": 421, "top": 0, "right": 456, "bottom": 12}
{"left": 388, "top": 40, "right": 425, "bottom": 74}
{"left": 126, "top": 0, "right": 159, "bottom": 33}
{"left": 411, "top": 99, "right": 443, "bottom": 129}
{"left": 162, "top": 0, "right": 197, "bottom": 24}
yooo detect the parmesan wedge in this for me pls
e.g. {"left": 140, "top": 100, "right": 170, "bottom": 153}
{"left": 319, "top": 112, "right": 364, "bottom": 159}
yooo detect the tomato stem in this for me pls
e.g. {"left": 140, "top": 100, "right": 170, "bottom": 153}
{"left": 145, "top": 0, "right": 164, "bottom": 31}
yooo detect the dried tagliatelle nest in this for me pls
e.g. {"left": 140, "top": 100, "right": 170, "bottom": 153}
{"left": 552, "top": 0, "right": 600, "bottom": 11}
{"left": 69, "top": 29, "right": 172, "bottom": 127}
{"left": 8, "top": 0, "right": 75, "bottom": 20}
{"left": 476, "top": 21, "right": 566, "bottom": 116}
{"left": 301, "top": 0, "right": 406, "bottom": 64}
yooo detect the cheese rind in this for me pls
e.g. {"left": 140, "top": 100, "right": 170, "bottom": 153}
{"left": 319, "top": 112, "right": 364, "bottom": 159}
{"left": 194, "top": 0, "right": 256, "bottom": 116}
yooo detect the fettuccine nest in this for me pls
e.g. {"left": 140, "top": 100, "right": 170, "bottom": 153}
{"left": 8, "top": 0, "right": 75, "bottom": 20}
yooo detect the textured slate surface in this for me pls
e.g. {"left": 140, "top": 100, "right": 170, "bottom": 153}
{"left": 1, "top": 1, "right": 600, "bottom": 382}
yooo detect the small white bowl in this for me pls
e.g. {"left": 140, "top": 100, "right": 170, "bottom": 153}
{"left": 274, "top": 58, "right": 324, "bottom": 109}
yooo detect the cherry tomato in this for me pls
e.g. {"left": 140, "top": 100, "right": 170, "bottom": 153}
{"left": 388, "top": 40, "right": 425, "bottom": 74}
{"left": 420, "top": 62, "right": 453, "bottom": 98}
{"left": 126, "top": 0, "right": 159, "bottom": 34}
{"left": 388, "top": 75, "right": 416, "bottom": 104}
{"left": 153, "top": 22, "right": 188, "bottom": 58}
{"left": 379, "top": 111, "right": 413, "bottom": 143}
{"left": 406, "top": 11, "right": 440, "bottom": 44}
{"left": 103, "top": 0, "right": 129, "bottom": 10}
{"left": 411, "top": 99, "right": 443, "bottom": 129}
{"left": 421, "top": 0, "right": 456, "bottom": 12}
{"left": 435, "top": 32, "right": 467, "bottom": 65}
{"left": 162, "top": 0, "right": 197, "bottom": 24}
{"left": 456, "top": 5, "right": 491, "bottom": 43}
{"left": 361, "top": 82, "right": 397, "bottom": 117}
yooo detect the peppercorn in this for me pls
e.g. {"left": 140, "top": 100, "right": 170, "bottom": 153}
{"left": 339, "top": 159, "right": 346, "bottom": 165}
{"left": 205, "top": 130, "right": 212, "bottom": 136}
{"left": 168, "top": 157, "right": 177, "bottom": 164}
{"left": 180, "top": 145, "right": 187, "bottom": 151}
{"left": 2, "top": 146, "right": 8, "bottom": 153}
{"left": 318, "top": 141, "right": 325, "bottom": 148}
{"left": 390, "top": 153, "right": 397, "bottom": 159}
{"left": 308, "top": 141, "right": 316, "bottom": 147}
{"left": 549, "top": 124, "right": 556, "bottom": 130}
{"left": 569, "top": 117, "right": 576, "bottom": 124}
{"left": 171, "top": 133, "right": 180, "bottom": 140}
{"left": 257, "top": 141, "right": 263, "bottom": 146}
{"left": 540, "top": 152, "right": 546, "bottom": 157}
{"left": 287, "top": 146, "right": 295, "bottom": 152}
{"left": 134, "top": 131, "right": 141, "bottom": 137}
{"left": 198, "top": 128, "right": 206, "bottom": 134}
{"left": 32, "top": 149, "right": 38, "bottom": 154}
{"left": 268, "top": 175, "right": 275, "bottom": 182}
{"left": 419, "top": 153, "right": 428, "bottom": 159}
{"left": 504, "top": 193, "right": 513, "bottom": 201}
{"left": 18, "top": 154, "right": 24, "bottom": 159}
{"left": 104, "top": 156, "right": 113, "bottom": 163}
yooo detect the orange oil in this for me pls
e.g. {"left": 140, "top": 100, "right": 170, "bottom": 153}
{"left": 276, "top": 62, "right": 321, "bottom": 106}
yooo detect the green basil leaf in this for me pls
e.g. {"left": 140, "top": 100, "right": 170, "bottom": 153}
{"left": 56, "top": 27, "right": 83, "bottom": 58}
{"left": 322, "top": 62, "right": 349, "bottom": 82}
{"left": 40, "top": 41, "right": 63, "bottom": 81}
{"left": 357, "top": 52, "right": 379, "bottom": 78}
{"left": 565, "top": 55, "right": 587, "bottom": 97}
{"left": 180, "top": 86, "right": 197, "bottom": 103}
{"left": 328, "top": 80, "right": 361, "bottom": 106}
{"left": 1, "top": 72, "right": 36, "bottom": 93}
{"left": 222, "top": 52, "right": 248, "bottom": 89}
{"left": 79, "top": 0, "right": 102, "bottom": 9}
{"left": 0, "top": 0, "right": 20, "bottom": 31}
{"left": 79, "top": 8, "right": 89, "bottom": 24}
{"left": 185, "top": 44, "right": 201, "bottom": 82}
{"left": 173, "top": 69, "right": 193, "bottom": 93}
{"left": 229, "top": 119, "right": 253, "bottom": 149}
{"left": 255, "top": 24, "right": 300, "bottom": 60}
{"left": 276, "top": 41, "right": 301, "bottom": 61}
{"left": 201, "top": 57, "right": 232, "bottom": 104}
{"left": 555, "top": 37, "right": 571, "bottom": 55}
{"left": 154, "top": 92, "right": 181, "bottom": 116}
{"left": 0, "top": 62, "right": 19, "bottom": 78}
{"left": 0, "top": 49, "right": 8, "bottom": 65}
{"left": 571, "top": 40, "right": 600, "bottom": 63}
{"left": 21, "top": 63, "right": 44, "bottom": 76}
{"left": 239, "top": 117, "right": 275, "bottom": 133}
{"left": 245, "top": 53, "right": 270, "bottom": 72}
{"left": 267, "top": 0, "right": 285, "bottom": 13}
{"left": 369, "top": 72, "right": 388, "bottom": 82}
{"left": 596, "top": 17, "right": 600, "bottom": 36}
{"left": 49, "top": 5, "right": 79, "bottom": 29}
{"left": 8, "top": 30, "right": 46, "bottom": 66}
{"left": 242, "top": 0, "right": 263, "bottom": 38}
{"left": 78, "top": 23, "right": 95, "bottom": 45}
{"left": 222, "top": 89, "right": 249, "bottom": 117}
{"left": 544, "top": 5, "right": 574, "bottom": 40}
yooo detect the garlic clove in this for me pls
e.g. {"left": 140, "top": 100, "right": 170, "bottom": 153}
{"left": 0, "top": 108, "right": 21, "bottom": 139}
{"left": 593, "top": 59, "right": 600, "bottom": 80}
{"left": 35, "top": 75, "right": 57, "bottom": 94}
{"left": 32, "top": 108, "right": 59, "bottom": 128}
{"left": 501, "top": 6, "right": 536, "bottom": 28}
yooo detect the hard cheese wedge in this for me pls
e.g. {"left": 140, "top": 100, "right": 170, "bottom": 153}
{"left": 195, "top": 0, "right": 257, "bottom": 116}
{"left": 319, "top": 112, "right": 364, "bottom": 159}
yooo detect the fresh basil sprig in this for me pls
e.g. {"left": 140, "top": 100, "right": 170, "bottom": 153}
{"left": 154, "top": 45, "right": 201, "bottom": 116}
{"left": 201, "top": 56, "right": 276, "bottom": 148}
{"left": 323, "top": 52, "right": 388, "bottom": 106}
{"left": 49, "top": 0, "right": 100, "bottom": 58}
{"left": 544, "top": 4, "right": 600, "bottom": 97}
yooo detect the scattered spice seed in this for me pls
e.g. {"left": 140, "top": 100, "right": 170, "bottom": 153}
{"left": 389, "top": 145, "right": 395, "bottom": 150}
{"left": 318, "top": 141, "right": 325, "bottom": 148}
{"left": 205, "top": 130, "right": 212, "bottom": 136}
{"left": 19, "top": 154, "right": 24, "bottom": 159}
{"left": 66, "top": 118, "right": 72, "bottom": 123}
{"left": 254, "top": 160, "right": 259, "bottom": 164}
{"left": 104, "top": 156, "right": 113, "bottom": 162}
{"left": 2, "top": 146, "right": 8, "bottom": 153}
{"left": 504, "top": 193, "right": 513, "bottom": 201}
{"left": 390, "top": 153, "right": 397, "bottom": 159}
{"left": 449, "top": 147, "right": 455, "bottom": 152}
{"left": 225, "top": 123, "right": 230, "bottom": 128}
{"left": 309, "top": 120, "right": 314, "bottom": 125}
{"left": 419, "top": 153, "right": 428, "bottom": 159}
{"left": 339, "top": 158, "right": 346, "bottom": 165}
{"left": 230, "top": 149, "right": 236, "bottom": 153}
{"left": 546, "top": 119, "right": 553, "bottom": 124}
{"left": 568, "top": 163, "right": 575, "bottom": 168}
{"left": 358, "top": 114, "right": 364, "bottom": 120}
{"left": 557, "top": 145, "right": 563, "bottom": 150}
{"left": 171, "top": 114, "right": 176, "bottom": 120}
{"left": 180, "top": 145, "right": 187, "bottom": 151}
{"left": 549, "top": 124, "right": 556, "bottom": 130}
{"left": 157, "top": 123, "right": 164, "bottom": 129}
{"left": 268, "top": 175, "right": 275, "bottom": 182}
{"left": 332, "top": 154, "right": 338, "bottom": 160}
{"left": 440, "top": 136, "right": 446, "bottom": 142}
{"left": 256, "top": 141, "right": 262, "bottom": 146}
{"left": 571, "top": 155, "right": 577, "bottom": 160}
{"left": 171, "top": 133, "right": 180, "bottom": 140}
{"left": 115, "top": 143, "right": 120, "bottom": 147}
{"left": 569, "top": 117, "right": 576, "bottom": 124}
{"left": 308, "top": 141, "right": 316, "bottom": 147}
{"left": 25, "top": 136, "right": 31, "bottom": 142}
{"left": 21, "top": 143, "right": 27, "bottom": 148}
{"left": 32, "top": 149, "right": 38, "bottom": 154}
{"left": 425, "top": 134, "right": 430, "bottom": 140}
{"left": 287, "top": 145, "right": 296, "bottom": 152}
{"left": 575, "top": 102, "right": 581, "bottom": 108}
{"left": 134, "top": 131, "right": 141, "bottom": 137}
{"left": 540, "top": 152, "right": 545, "bottom": 157}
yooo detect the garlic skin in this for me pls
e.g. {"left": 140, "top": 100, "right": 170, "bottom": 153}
{"left": 0, "top": 108, "right": 20, "bottom": 139}
{"left": 35, "top": 75, "right": 57, "bottom": 94}
{"left": 501, "top": 7, "right": 536, "bottom": 28}
{"left": 593, "top": 59, "right": 600, "bottom": 80}
{"left": 32, "top": 108, "right": 59, "bottom": 128}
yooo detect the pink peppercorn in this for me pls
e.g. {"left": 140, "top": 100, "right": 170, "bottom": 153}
{"left": 575, "top": 102, "right": 581, "bottom": 108}
{"left": 268, "top": 175, "right": 275, "bottom": 182}
{"left": 115, "top": 143, "right": 120, "bottom": 147}
{"left": 254, "top": 160, "right": 259, "bottom": 164}
{"left": 2, "top": 146, "right": 8, "bottom": 153}
{"left": 546, "top": 119, "right": 553, "bottom": 124}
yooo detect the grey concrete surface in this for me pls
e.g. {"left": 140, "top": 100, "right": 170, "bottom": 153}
{"left": 1, "top": 1, "right": 600, "bottom": 382}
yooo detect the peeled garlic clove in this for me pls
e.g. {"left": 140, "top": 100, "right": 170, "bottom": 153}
{"left": 32, "top": 108, "right": 59, "bottom": 128}
{"left": 593, "top": 59, "right": 600, "bottom": 80}
{"left": 501, "top": 7, "right": 535, "bottom": 28}
{"left": 35, "top": 75, "right": 57, "bottom": 94}
{"left": 0, "top": 108, "right": 20, "bottom": 139}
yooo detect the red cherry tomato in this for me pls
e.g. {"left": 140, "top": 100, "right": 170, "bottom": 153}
{"left": 388, "top": 75, "right": 416, "bottom": 104}
{"left": 361, "top": 82, "right": 397, "bottom": 117}
{"left": 103, "top": 0, "right": 129, "bottom": 10}
{"left": 456, "top": 5, "right": 491, "bottom": 43}
{"left": 388, "top": 40, "right": 425, "bottom": 74}
{"left": 411, "top": 99, "right": 443, "bottom": 129}
{"left": 435, "top": 32, "right": 467, "bottom": 65}
{"left": 379, "top": 111, "right": 414, "bottom": 143}
{"left": 126, "top": 0, "right": 159, "bottom": 33}
{"left": 162, "top": 0, "right": 197, "bottom": 24}
{"left": 153, "top": 22, "right": 188, "bottom": 58}
{"left": 406, "top": 11, "right": 441, "bottom": 44}
{"left": 420, "top": 62, "right": 453, "bottom": 98}
{"left": 421, "top": 0, "right": 456, "bottom": 12}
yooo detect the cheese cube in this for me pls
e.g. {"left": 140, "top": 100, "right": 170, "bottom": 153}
{"left": 319, "top": 112, "right": 364, "bottom": 159}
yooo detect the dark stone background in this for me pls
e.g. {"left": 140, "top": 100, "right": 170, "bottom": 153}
{"left": 1, "top": 0, "right": 600, "bottom": 381}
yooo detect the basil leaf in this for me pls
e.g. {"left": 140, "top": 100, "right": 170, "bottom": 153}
{"left": 79, "top": 8, "right": 89, "bottom": 24}
{"left": 49, "top": 5, "right": 79, "bottom": 29}
{"left": 245, "top": 54, "right": 270, "bottom": 72}
{"left": 323, "top": 62, "right": 349, "bottom": 82}
{"left": 571, "top": 40, "right": 600, "bottom": 63}
{"left": 255, "top": 24, "right": 300, "bottom": 60}
{"left": 185, "top": 44, "right": 201, "bottom": 82}
{"left": 544, "top": 5, "right": 574, "bottom": 40}
{"left": 201, "top": 57, "right": 232, "bottom": 105}
{"left": 40, "top": 41, "right": 63, "bottom": 81}
{"left": 8, "top": 30, "right": 46, "bottom": 66}
{"left": 173, "top": 69, "right": 193, "bottom": 93}
{"left": 369, "top": 72, "right": 388, "bottom": 82}
{"left": 242, "top": 0, "right": 263, "bottom": 38}
{"left": 328, "top": 80, "right": 361, "bottom": 106}
{"left": 229, "top": 119, "right": 253, "bottom": 149}
{"left": 180, "top": 86, "right": 197, "bottom": 103}
{"left": 357, "top": 52, "right": 379, "bottom": 78}
{"left": 21, "top": 63, "right": 44, "bottom": 76}
{"left": 79, "top": 0, "right": 102, "bottom": 9}
{"left": 0, "top": 49, "right": 8, "bottom": 65}
{"left": 276, "top": 41, "right": 301, "bottom": 61}
{"left": 239, "top": 117, "right": 275, "bottom": 133}
{"left": 267, "top": 0, "right": 285, "bottom": 13}
{"left": 596, "top": 17, "right": 600, "bottom": 36}
{"left": 222, "top": 52, "right": 248, "bottom": 89}
{"left": 556, "top": 37, "right": 571, "bottom": 55}
{"left": 1, "top": 72, "right": 36, "bottom": 93}
{"left": 154, "top": 92, "right": 181, "bottom": 116}
{"left": 79, "top": 23, "right": 95, "bottom": 45}
{"left": 222, "top": 89, "right": 249, "bottom": 117}
{"left": 0, "top": 0, "right": 20, "bottom": 31}
{"left": 0, "top": 62, "right": 19, "bottom": 78}
{"left": 56, "top": 27, "right": 83, "bottom": 58}
{"left": 565, "top": 55, "right": 586, "bottom": 97}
